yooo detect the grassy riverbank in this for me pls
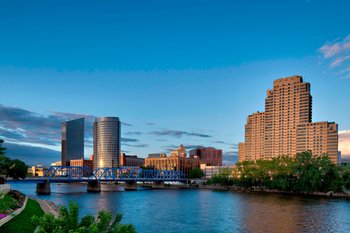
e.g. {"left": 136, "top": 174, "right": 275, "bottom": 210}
{"left": 0, "top": 194, "right": 18, "bottom": 213}
{"left": 0, "top": 198, "right": 44, "bottom": 233}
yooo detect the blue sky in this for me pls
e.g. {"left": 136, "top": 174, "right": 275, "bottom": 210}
{"left": 1, "top": 0, "right": 350, "bottom": 165}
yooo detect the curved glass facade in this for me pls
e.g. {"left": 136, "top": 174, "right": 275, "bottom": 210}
{"left": 93, "top": 117, "right": 120, "bottom": 169}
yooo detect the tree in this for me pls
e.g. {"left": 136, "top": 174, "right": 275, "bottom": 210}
{"left": 8, "top": 159, "right": 28, "bottom": 180}
{"left": 0, "top": 139, "right": 6, "bottom": 155}
{"left": 32, "top": 201, "right": 137, "bottom": 233}
{"left": 0, "top": 139, "right": 28, "bottom": 180}
{"left": 0, "top": 155, "right": 12, "bottom": 178}
{"left": 188, "top": 168, "right": 204, "bottom": 179}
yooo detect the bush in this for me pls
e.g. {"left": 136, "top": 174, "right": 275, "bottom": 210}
{"left": 32, "top": 201, "right": 137, "bottom": 233}
{"left": 208, "top": 151, "right": 348, "bottom": 193}
{"left": 188, "top": 168, "right": 204, "bottom": 179}
{"left": 0, "top": 199, "right": 44, "bottom": 233}
{"left": 0, "top": 194, "right": 18, "bottom": 213}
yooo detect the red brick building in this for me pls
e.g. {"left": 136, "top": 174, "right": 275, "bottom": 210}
{"left": 189, "top": 147, "right": 222, "bottom": 166}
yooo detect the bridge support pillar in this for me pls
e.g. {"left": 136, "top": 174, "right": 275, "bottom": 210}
{"left": 152, "top": 181, "right": 165, "bottom": 189}
{"left": 87, "top": 180, "right": 101, "bottom": 192}
{"left": 36, "top": 181, "right": 51, "bottom": 195}
{"left": 124, "top": 181, "right": 137, "bottom": 191}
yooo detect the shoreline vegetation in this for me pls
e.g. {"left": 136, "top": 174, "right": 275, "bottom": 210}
{"left": 200, "top": 151, "right": 350, "bottom": 198}
{"left": 0, "top": 193, "right": 137, "bottom": 233}
{"left": 0, "top": 197, "right": 44, "bottom": 233}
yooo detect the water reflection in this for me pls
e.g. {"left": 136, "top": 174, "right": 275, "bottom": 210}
{"left": 8, "top": 182, "right": 350, "bottom": 233}
{"left": 237, "top": 193, "right": 348, "bottom": 233}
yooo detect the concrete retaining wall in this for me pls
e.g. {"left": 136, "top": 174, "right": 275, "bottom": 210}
{"left": 0, "top": 184, "right": 10, "bottom": 194}
{"left": 0, "top": 196, "right": 28, "bottom": 227}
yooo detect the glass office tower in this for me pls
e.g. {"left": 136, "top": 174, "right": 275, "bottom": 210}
{"left": 93, "top": 117, "right": 121, "bottom": 169}
{"left": 61, "top": 118, "right": 84, "bottom": 166}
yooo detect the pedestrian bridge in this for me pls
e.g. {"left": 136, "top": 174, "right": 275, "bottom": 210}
{"left": 43, "top": 166, "right": 186, "bottom": 182}
{"left": 22, "top": 166, "right": 186, "bottom": 194}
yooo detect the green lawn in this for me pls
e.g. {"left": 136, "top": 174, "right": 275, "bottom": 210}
{"left": 0, "top": 199, "right": 44, "bottom": 233}
{"left": 0, "top": 194, "right": 18, "bottom": 213}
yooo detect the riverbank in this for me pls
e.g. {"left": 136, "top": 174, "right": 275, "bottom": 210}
{"left": 7, "top": 182, "right": 350, "bottom": 232}
{"left": 0, "top": 198, "right": 44, "bottom": 233}
{"left": 138, "top": 183, "right": 350, "bottom": 199}
{"left": 30, "top": 197, "right": 60, "bottom": 217}
{"left": 199, "top": 184, "right": 350, "bottom": 199}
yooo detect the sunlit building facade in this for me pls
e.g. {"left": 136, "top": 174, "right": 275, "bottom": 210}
{"left": 238, "top": 143, "right": 245, "bottom": 162}
{"left": 93, "top": 117, "right": 121, "bottom": 169}
{"left": 238, "top": 76, "right": 339, "bottom": 163}
{"left": 189, "top": 147, "right": 222, "bottom": 166}
{"left": 145, "top": 145, "right": 200, "bottom": 175}
{"left": 120, "top": 153, "right": 145, "bottom": 167}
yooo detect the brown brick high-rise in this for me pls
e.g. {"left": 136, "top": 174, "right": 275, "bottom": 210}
{"left": 238, "top": 75, "right": 338, "bottom": 163}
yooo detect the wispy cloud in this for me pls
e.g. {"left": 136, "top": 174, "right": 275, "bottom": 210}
{"left": 0, "top": 105, "right": 95, "bottom": 149}
{"left": 122, "top": 122, "right": 133, "bottom": 127}
{"left": 121, "top": 137, "right": 139, "bottom": 143}
{"left": 319, "top": 34, "right": 350, "bottom": 79}
{"left": 162, "top": 144, "right": 203, "bottom": 152}
{"left": 212, "top": 140, "right": 237, "bottom": 148}
{"left": 3, "top": 141, "right": 60, "bottom": 166}
{"left": 149, "top": 129, "right": 212, "bottom": 138}
{"left": 123, "top": 143, "right": 148, "bottom": 148}
{"left": 222, "top": 151, "right": 238, "bottom": 165}
{"left": 124, "top": 131, "right": 143, "bottom": 135}
{"left": 339, "top": 130, "right": 350, "bottom": 158}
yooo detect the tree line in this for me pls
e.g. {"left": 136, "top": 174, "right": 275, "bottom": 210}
{"left": 0, "top": 139, "right": 28, "bottom": 181}
{"left": 207, "top": 151, "right": 350, "bottom": 193}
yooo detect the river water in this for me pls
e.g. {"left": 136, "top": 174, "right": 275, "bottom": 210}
{"left": 8, "top": 182, "right": 350, "bottom": 233}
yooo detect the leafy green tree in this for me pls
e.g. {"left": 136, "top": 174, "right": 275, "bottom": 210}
{"left": 209, "top": 151, "right": 346, "bottom": 193}
{"left": 342, "top": 170, "right": 350, "bottom": 190}
{"left": 8, "top": 159, "right": 28, "bottom": 180}
{"left": 32, "top": 201, "right": 137, "bottom": 233}
{"left": 188, "top": 168, "right": 204, "bottom": 179}
{"left": 0, "top": 139, "right": 6, "bottom": 155}
{"left": 0, "top": 139, "right": 28, "bottom": 180}
{"left": 0, "top": 155, "right": 12, "bottom": 178}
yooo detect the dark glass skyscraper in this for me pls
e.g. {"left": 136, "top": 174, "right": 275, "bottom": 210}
{"left": 61, "top": 118, "right": 84, "bottom": 166}
{"left": 93, "top": 117, "right": 120, "bottom": 169}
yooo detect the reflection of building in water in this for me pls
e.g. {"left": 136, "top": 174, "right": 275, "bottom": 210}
{"left": 237, "top": 194, "right": 339, "bottom": 233}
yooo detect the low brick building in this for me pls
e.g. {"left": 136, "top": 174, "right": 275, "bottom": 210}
{"left": 120, "top": 153, "right": 145, "bottom": 167}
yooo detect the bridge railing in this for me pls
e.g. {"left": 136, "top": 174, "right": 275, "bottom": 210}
{"left": 94, "top": 167, "right": 186, "bottom": 181}
{"left": 44, "top": 166, "right": 96, "bottom": 182}
{"left": 43, "top": 166, "right": 186, "bottom": 182}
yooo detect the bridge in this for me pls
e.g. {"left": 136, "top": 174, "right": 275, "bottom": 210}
{"left": 23, "top": 166, "right": 186, "bottom": 194}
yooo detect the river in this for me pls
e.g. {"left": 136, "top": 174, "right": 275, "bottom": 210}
{"left": 8, "top": 182, "right": 350, "bottom": 233}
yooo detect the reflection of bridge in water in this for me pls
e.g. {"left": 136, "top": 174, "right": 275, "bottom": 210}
{"left": 22, "top": 166, "right": 186, "bottom": 194}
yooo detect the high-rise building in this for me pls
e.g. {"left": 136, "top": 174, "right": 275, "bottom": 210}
{"left": 244, "top": 112, "right": 265, "bottom": 161}
{"left": 238, "top": 143, "right": 245, "bottom": 162}
{"left": 265, "top": 76, "right": 312, "bottom": 159}
{"left": 61, "top": 118, "right": 84, "bottom": 166}
{"left": 238, "top": 75, "right": 338, "bottom": 163}
{"left": 189, "top": 147, "right": 222, "bottom": 166}
{"left": 93, "top": 117, "right": 121, "bottom": 169}
{"left": 296, "top": 122, "right": 338, "bottom": 163}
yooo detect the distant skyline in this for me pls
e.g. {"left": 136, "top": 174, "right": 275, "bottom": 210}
{"left": 0, "top": 0, "right": 349, "bottom": 165}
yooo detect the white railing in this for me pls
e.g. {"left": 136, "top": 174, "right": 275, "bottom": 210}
{"left": 0, "top": 184, "right": 10, "bottom": 194}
